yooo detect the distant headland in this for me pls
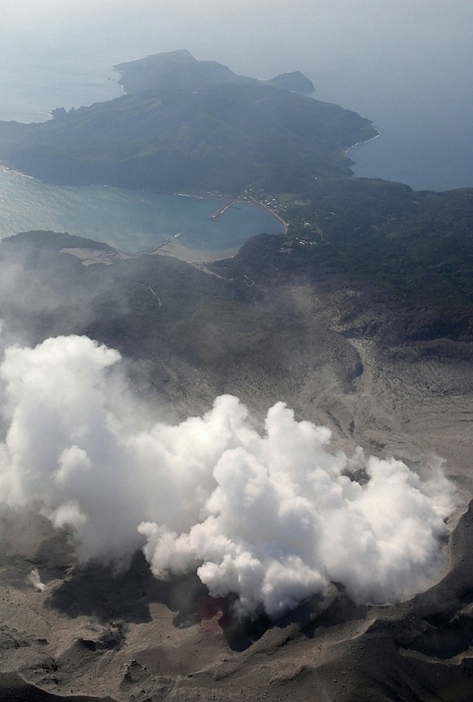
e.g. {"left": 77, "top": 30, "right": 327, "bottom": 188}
{"left": 0, "top": 50, "right": 375, "bottom": 195}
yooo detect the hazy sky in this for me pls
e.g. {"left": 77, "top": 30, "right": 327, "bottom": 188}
{"left": 3, "top": 0, "right": 472, "bottom": 79}
{"left": 2, "top": 0, "right": 472, "bottom": 115}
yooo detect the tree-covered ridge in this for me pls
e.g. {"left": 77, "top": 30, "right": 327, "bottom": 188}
{"left": 115, "top": 50, "right": 315, "bottom": 95}
{"left": 0, "top": 66, "right": 375, "bottom": 194}
{"left": 213, "top": 179, "right": 473, "bottom": 340}
{"left": 114, "top": 49, "right": 260, "bottom": 94}
{"left": 266, "top": 71, "right": 315, "bottom": 94}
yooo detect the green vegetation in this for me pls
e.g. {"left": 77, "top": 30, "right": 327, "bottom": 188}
{"left": 2, "top": 230, "right": 114, "bottom": 253}
{"left": 115, "top": 50, "right": 314, "bottom": 96}
{"left": 213, "top": 179, "right": 473, "bottom": 340}
{"left": 0, "top": 54, "right": 375, "bottom": 194}
{"left": 114, "top": 49, "right": 259, "bottom": 94}
{"left": 266, "top": 71, "right": 315, "bottom": 94}
{"left": 0, "top": 52, "right": 471, "bottom": 343}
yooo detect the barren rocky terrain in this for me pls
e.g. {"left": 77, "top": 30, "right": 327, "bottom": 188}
{"left": 0, "top": 233, "right": 472, "bottom": 701}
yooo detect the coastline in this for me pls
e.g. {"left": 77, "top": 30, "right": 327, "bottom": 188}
{"left": 247, "top": 196, "right": 288, "bottom": 235}
{"left": 63, "top": 238, "right": 241, "bottom": 267}
{"left": 149, "top": 194, "right": 287, "bottom": 263}
{"left": 176, "top": 191, "right": 288, "bottom": 235}
{"left": 151, "top": 238, "right": 240, "bottom": 264}
{"left": 0, "top": 167, "right": 282, "bottom": 259}
{"left": 60, "top": 192, "right": 287, "bottom": 268}
{"left": 344, "top": 129, "right": 381, "bottom": 158}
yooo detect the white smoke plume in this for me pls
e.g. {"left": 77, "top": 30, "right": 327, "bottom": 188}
{"left": 27, "top": 567, "right": 45, "bottom": 592}
{"left": 0, "top": 334, "right": 457, "bottom": 618}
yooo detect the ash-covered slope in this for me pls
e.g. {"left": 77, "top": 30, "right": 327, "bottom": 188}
{"left": 0, "top": 230, "right": 472, "bottom": 701}
{"left": 2, "top": 502, "right": 473, "bottom": 702}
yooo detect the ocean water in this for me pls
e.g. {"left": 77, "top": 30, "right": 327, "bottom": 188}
{"left": 0, "top": 168, "right": 282, "bottom": 253}
{"left": 321, "top": 57, "right": 473, "bottom": 192}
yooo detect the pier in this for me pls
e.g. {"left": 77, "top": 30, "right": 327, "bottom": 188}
{"left": 208, "top": 197, "right": 237, "bottom": 221}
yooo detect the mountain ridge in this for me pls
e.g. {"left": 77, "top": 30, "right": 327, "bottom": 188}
{"left": 114, "top": 49, "right": 315, "bottom": 95}
{"left": 0, "top": 53, "right": 372, "bottom": 193}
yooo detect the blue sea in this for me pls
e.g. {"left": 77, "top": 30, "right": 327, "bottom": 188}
{"left": 0, "top": 168, "right": 281, "bottom": 254}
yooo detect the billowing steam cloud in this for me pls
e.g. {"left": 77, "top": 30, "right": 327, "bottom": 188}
{"left": 0, "top": 334, "right": 456, "bottom": 618}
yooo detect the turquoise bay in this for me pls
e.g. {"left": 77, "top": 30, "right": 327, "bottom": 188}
{"left": 0, "top": 168, "right": 282, "bottom": 254}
